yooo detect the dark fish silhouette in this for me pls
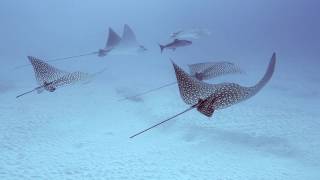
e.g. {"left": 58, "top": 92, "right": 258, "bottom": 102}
{"left": 130, "top": 53, "right": 276, "bottom": 138}
{"left": 159, "top": 39, "right": 192, "bottom": 53}
{"left": 119, "top": 61, "right": 243, "bottom": 101}
{"left": 16, "top": 56, "right": 101, "bottom": 98}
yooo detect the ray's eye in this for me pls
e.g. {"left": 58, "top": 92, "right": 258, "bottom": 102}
{"left": 48, "top": 87, "right": 56, "bottom": 92}
{"left": 195, "top": 72, "right": 204, "bottom": 81}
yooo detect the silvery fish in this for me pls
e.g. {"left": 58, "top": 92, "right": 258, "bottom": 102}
{"left": 159, "top": 39, "right": 192, "bottom": 53}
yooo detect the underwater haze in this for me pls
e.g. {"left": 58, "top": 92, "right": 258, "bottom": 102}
{"left": 1, "top": 0, "right": 320, "bottom": 179}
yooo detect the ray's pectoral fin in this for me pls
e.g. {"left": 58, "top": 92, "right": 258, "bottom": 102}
{"left": 196, "top": 97, "right": 216, "bottom": 117}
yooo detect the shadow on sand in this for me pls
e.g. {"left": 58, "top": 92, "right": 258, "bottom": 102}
{"left": 182, "top": 125, "right": 315, "bottom": 165}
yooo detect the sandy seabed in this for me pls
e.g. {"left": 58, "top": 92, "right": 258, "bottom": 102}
{"left": 0, "top": 67, "right": 319, "bottom": 180}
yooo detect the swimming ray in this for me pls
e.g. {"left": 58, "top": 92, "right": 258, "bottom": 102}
{"left": 130, "top": 53, "right": 276, "bottom": 138}
{"left": 14, "top": 28, "right": 119, "bottom": 70}
{"left": 16, "top": 56, "right": 102, "bottom": 98}
{"left": 119, "top": 61, "right": 242, "bottom": 101}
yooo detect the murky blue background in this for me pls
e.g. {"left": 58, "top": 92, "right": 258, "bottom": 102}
{"left": 0, "top": 0, "right": 319, "bottom": 179}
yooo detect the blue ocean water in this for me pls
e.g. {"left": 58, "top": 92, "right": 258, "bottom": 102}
{"left": 0, "top": 0, "right": 320, "bottom": 179}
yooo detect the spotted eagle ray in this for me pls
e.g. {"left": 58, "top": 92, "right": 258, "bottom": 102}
{"left": 119, "top": 61, "right": 243, "bottom": 101}
{"left": 130, "top": 53, "right": 276, "bottom": 138}
{"left": 14, "top": 27, "right": 121, "bottom": 69}
{"left": 15, "top": 25, "right": 146, "bottom": 69}
{"left": 16, "top": 56, "right": 105, "bottom": 98}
